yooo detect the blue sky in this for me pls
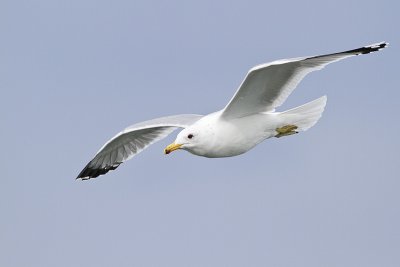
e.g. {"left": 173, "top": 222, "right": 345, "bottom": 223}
{"left": 1, "top": 0, "right": 399, "bottom": 266}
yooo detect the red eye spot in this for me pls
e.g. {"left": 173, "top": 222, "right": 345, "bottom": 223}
{"left": 188, "top": 134, "right": 194, "bottom": 139}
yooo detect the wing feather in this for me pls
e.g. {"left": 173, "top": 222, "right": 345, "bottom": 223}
{"left": 77, "top": 114, "right": 203, "bottom": 180}
{"left": 221, "top": 42, "right": 387, "bottom": 119}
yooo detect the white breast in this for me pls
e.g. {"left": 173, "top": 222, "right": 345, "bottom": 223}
{"left": 186, "top": 112, "right": 279, "bottom": 158}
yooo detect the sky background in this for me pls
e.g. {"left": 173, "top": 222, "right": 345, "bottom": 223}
{"left": 1, "top": 0, "right": 399, "bottom": 266}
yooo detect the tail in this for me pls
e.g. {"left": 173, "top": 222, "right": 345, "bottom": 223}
{"left": 281, "top": 96, "right": 327, "bottom": 132}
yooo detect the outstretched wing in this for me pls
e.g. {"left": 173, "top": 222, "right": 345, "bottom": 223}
{"left": 77, "top": 114, "right": 203, "bottom": 180}
{"left": 221, "top": 42, "right": 387, "bottom": 119}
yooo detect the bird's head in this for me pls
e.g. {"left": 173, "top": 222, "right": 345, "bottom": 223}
{"left": 164, "top": 115, "right": 217, "bottom": 157}
{"left": 164, "top": 125, "right": 201, "bottom": 155}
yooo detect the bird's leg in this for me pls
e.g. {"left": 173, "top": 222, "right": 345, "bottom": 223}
{"left": 275, "top": 125, "right": 298, "bottom": 138}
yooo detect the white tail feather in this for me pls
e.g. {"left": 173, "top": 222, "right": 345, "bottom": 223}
{"left": 281, "top": 96, "right": 327, "bottom": 131}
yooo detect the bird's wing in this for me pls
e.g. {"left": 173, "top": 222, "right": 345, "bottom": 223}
{"left": 77, "top": 114, "right": 203, "bottom": 180}
{"left": 221, "top": 42, "right": 387, "bottom": 119}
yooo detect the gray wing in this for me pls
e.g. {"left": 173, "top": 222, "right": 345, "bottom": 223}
{"left": 77, "top": 114, "right": 203, "bottom": 180}
{"left": 221, "top": 42, "right": 387, "bottom": 119}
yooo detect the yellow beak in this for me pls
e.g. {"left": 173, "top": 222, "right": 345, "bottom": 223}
{"left": 164, "top": 143, "right": 183, "bottom": 154}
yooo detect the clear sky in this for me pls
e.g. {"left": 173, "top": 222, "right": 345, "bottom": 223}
{"left": 1, "top": 0, "right": 399, "bottom": 266}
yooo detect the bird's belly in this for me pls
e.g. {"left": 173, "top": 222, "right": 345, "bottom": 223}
{"left": 197, "top": 144, "right": 250, "bottom": 158}
{"left": 192, "top": 131, "right": 272, "bottom": 158}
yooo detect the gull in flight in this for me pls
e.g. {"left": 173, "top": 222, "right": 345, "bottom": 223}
{"left": 77, "top": 42, "right": 387, "bottom": 180}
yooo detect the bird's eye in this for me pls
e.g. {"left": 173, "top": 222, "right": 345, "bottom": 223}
{"left": 187, "top": 134, "right": 194, "bottom": 139}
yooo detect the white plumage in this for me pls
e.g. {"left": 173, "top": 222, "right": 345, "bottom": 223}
{"left": 77, "top": 42, "right": 387, "bottom": 180}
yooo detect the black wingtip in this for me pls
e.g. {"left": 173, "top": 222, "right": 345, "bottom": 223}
{"left": 76, "top": 162, "right": 121, "bottom": 180}
{"left": 307, "top": 41, "right": 388, "bottom": 62}
{"left": 352, "top": 42, "right": 388, "bottom": 55}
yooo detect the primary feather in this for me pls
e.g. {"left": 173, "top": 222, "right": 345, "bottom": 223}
{"left": 77, "top": 114, "right": 202, "bottom": 179}
{"left": 221, "top": 42, "right": 387, "bottom": 119}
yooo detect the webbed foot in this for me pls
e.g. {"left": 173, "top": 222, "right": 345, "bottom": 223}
{"left": 275, "top": 125, "right": 298, "bottom": 138}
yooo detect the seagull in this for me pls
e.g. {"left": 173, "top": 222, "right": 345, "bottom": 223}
{"left": 77, "top": 42, "right": 387, "bottom": 180}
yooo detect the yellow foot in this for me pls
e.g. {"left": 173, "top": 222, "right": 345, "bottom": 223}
{"left": 275, "top": 125, "right": 298, "bottom": 138}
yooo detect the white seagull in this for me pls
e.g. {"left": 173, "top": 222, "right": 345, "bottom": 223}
{"left": 77, "top": 42, "right": 387, "bottom": 180}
